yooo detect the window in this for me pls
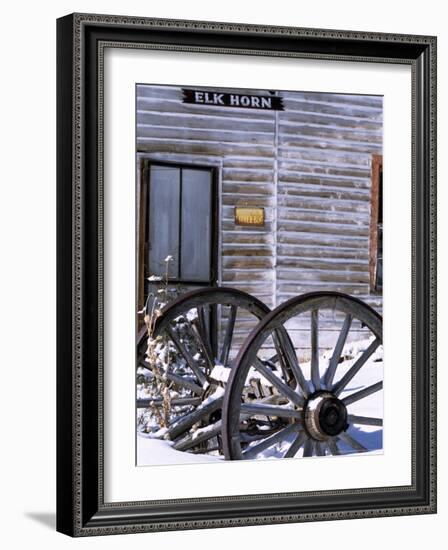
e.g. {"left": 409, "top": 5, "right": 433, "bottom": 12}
{"left": 143, "top": 163, "right": 216, "bottom": 285}
{"left": 369, "top": 155, "right": 383, "bottom": 293}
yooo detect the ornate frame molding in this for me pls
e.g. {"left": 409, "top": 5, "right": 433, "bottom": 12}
{"left": 57, "top": 13, "right": 437, "bottom": 536}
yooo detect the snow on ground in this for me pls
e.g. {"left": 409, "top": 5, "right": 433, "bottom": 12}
{"left": 137, "top": 436, "right": 222, "bottom": 465}
{"left": 137, "top": 337, "right": 383, "bottom": 466}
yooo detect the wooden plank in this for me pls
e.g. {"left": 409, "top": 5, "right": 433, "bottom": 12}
{"left": 137, "top": 112, "right": 275, "bottom": 132}
{"left": 277, "top": 258, "right": 368, "bottom": 272}
{"left": 277, "top": 149, "right": 373, "bottom": 168}
{"left": 222, "top": 257, "right": 274, "bottom": 269}
{"left": 147, "top": 165, "right": 180, "bottom": 278}
{"left": 277, "top": 232, "right": 368, "bottom": 248}
{"left": 222, "top": 169, "right": 274, "bottom": 182}
{"left": 278, "top": 128, "right": 382, "bottom": 145}
{"left": 138, "top": 125, "right": 274, "bottom": 144}
{"left": 276, "top": 110, "right": 382, "bottom": 130}
{"left": 277, "top": 195, "right": 370, "bottom": 213}
{"left": 277, "top": 243, "right": 369, "bottom": 260}
{"left": 222, "top": 271, "right": 274, "bottom": 283}
{"left": 277, "top": 283, "right": 369, "bottom": 296}
{"left": 222, "top": 246, "right": 273, "bottom": 257}
{"left": 276, "top": 133, "right": 383, "bottom": 154}
{"left": 137, "top": 140, "right": 275, "bottom": 157}
{"left": 137, "top": 97, "right": 276, "bottom": 119}
{"left": 279, "top": 169, "right": 371, "bottom": 184}
{"left": 277, "top": 220, "right": 369, "bottom": 238}
{"left": 277, "top": 184, "right": 371, "bottom": 202}
{"left": 281, "top": 91, "right": 383, "bottom": 108}
{"left": 222, "top": 196, "right": 274, "bottom": 207}
{"left": 277, "top": 207, "right": 368, "bottom": 225}
{"left": 180, "top": 168, "right": 213, "bottom": 282}
{"left": 222, "top": 182, "right": 275, "bottom": 195}
{"left": 223, "top": 158, "right": 274, "bottom": 170}
{"left": 281, "top": 97, "right": 383, "bottom": 118}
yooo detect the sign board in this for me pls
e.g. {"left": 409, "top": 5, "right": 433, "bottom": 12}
{"left": 234, "top": 207, "right": 265, "bottom": 227}
{"left": 182, "top": 89, "right": 284, "bottom": 111}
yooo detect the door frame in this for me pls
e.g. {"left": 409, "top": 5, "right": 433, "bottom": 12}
{"left": 137, "top": 155, "right": 221, "bottom": 316}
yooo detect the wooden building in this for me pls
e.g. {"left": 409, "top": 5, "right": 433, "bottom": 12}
{"left": 136, "top": 85, "right": 383, "bottom": 355}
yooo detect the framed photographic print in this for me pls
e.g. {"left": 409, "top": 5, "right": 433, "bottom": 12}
{"left": 56, "top": 13, "right": 437, "bottom": 536}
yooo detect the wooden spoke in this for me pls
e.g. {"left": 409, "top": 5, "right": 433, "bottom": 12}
{"left": 240, "top": 432, "right": 278, "bottom": 444}
{"left": 284, "top": 431, "right": 306, "bottom": 458}
{"left": 342, "top": 381, "right": 383, "bottom": 406}
{"left": 165, "top": 373, "right": 204, "bottom": 396}
{"left": 173, "top": 420, "right": 222, "bottom": 452}
{"left": 197, "top": 306, "right": 214, "bottom": 360}
{"left": 339, "top": 431, "right": 368, "bottom": 452}
{"left": 324, "top": 314, "right": 352, "bottom": 388}
{"left": 167, "top": 395, "right": 224, "bottom": 440}
{"left": 311, "top": 309, "right": 321, "bottom": 391}
{"left": 219, "top": 304, "right": 237, "bottom": 366}
{"left": 274, "top": 331, "right": 310, "bottom": 398}
{"left": 190, "top": 321, "right": 215, "bottom": 373}
{"left": 243, "top": 422, "right": 300, "bottom": 460}
{"left": 272, "top": 332, "right": 292, "bottom": 384}
{"left": 240, "top": 403, "right": 302, "bottom": 419}
{"left": 166, "top": 326, "right": 208, "bottom": 386}
{"left": 137, "top": 397, "right": 201, "bottom": 409}
{"left": 315, "top": 441, "right": 326, "bottom": 456}
{"left": 332, "top": 338, "right": 381, "bottom": 395}
{"left": 327, "top": 438, "right": 341, "bottom": 456}
{"left": 347, "top": 414, "right": 383, "bottom": 427}
{"left": 303, "top": 438, "right": 314, "bottom": 457}
{"left": 254, "top": 358, "right": 303, "bottom": 407}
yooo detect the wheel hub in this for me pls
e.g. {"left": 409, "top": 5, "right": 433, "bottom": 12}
{"left": 303, "top": 392, "right": 348, "bottom": 441}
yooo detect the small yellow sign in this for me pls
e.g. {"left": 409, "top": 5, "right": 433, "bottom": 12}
{"left": 234, "top": 207, "right": 265, "bottom": 227}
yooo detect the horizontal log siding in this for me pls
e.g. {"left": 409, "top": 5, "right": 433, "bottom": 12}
{"left": 277, "top": 92, "right": 382, "bottom": 312}
{"left": 137, "top": 85, "right": 277, "bottom": 308}
{"left": 137, "top": 86, "right": 383, "bottom": 349}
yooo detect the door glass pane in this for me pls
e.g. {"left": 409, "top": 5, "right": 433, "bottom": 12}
{"left": 180, "top": 169, "right": 212, "bottom": 282}
{"left": 147, "top": 165, "right": 180, "bottom": 279}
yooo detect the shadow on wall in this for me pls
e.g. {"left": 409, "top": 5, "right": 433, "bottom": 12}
{"left": 25, "top": 512, "right": 56, "bottom": 531}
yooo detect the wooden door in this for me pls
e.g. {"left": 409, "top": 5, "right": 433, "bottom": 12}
{"left": 138, "top": 161, "right": 218, "bottom": 312}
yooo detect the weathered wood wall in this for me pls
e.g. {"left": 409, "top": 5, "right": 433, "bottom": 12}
{"left": 136, "top": 85, "right": 383, "bottom": 353}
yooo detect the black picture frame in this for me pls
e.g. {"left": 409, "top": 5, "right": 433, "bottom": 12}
{"left": 56, "top": 13, "right": 437, "bottom": 536}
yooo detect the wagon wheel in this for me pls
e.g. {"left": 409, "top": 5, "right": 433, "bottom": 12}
{"left": 222, "top": 291, "right": 383, "bottom": 460}
{"left": 137, "top": 286, "right": 280, "bottom": 455}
